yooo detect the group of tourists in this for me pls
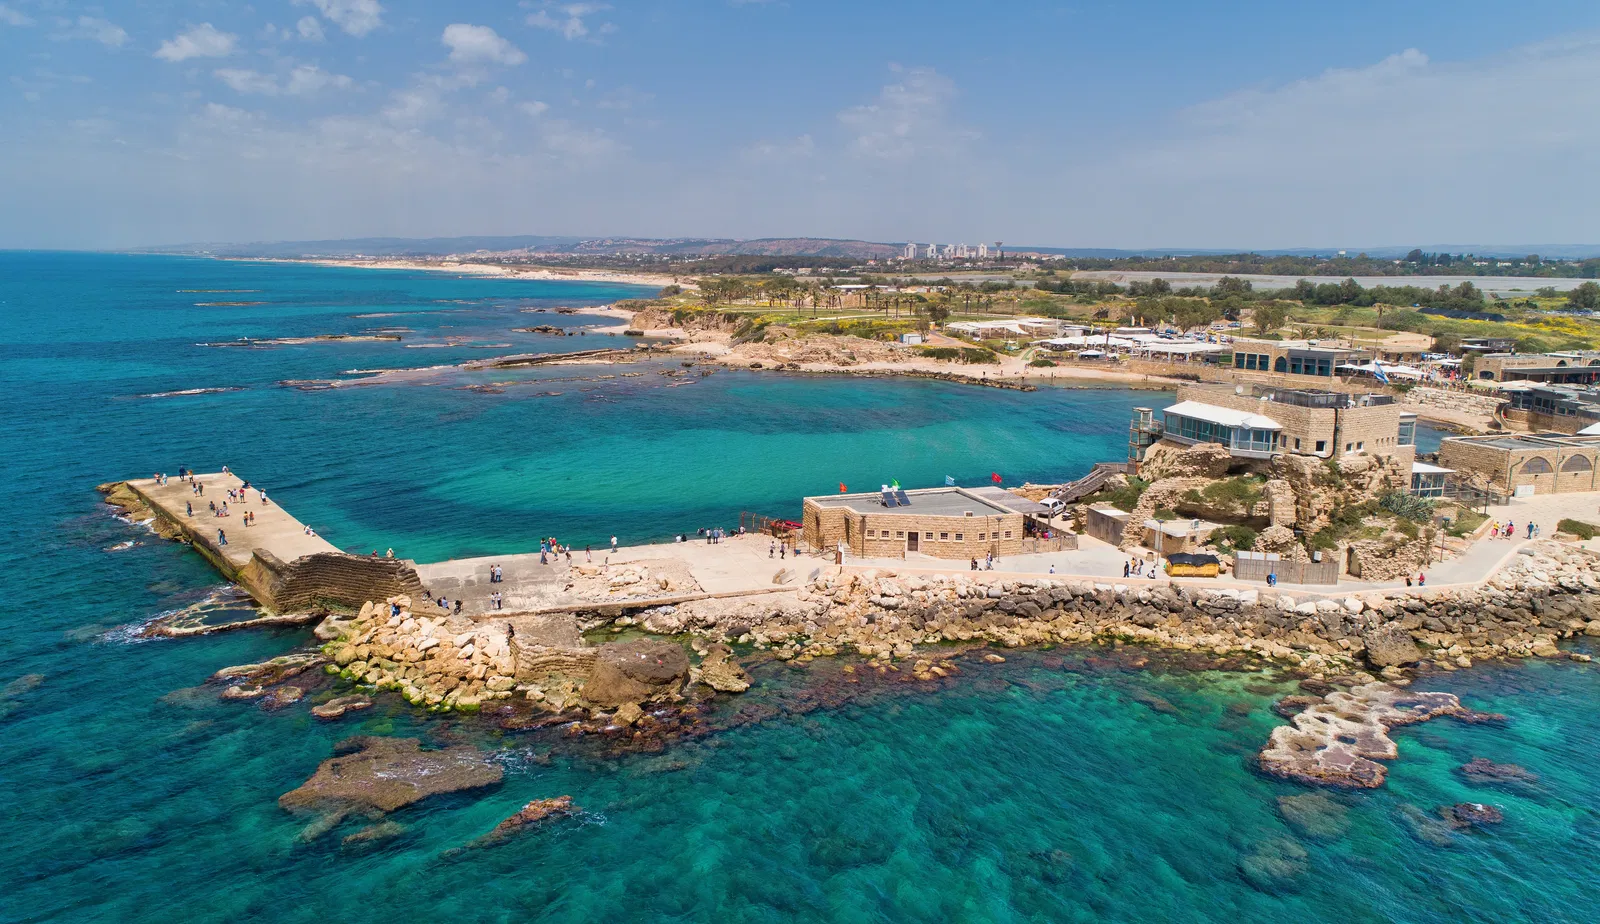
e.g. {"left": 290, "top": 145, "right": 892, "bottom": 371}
{"left": 1405, "top": 573, "right": 1428, "bottom": 587}
{"left": 768, "top": 540, "right": 788, "bottom": 559}
{"left": 1122, "top": 558, "right": 1153, "bottom": 579}
{"left": 970, "top": 552, "right": 999, "bottom": 571}
{"left": 1487, "top": 519, "right": 1536, "bottom": 540}
{"left": 489, "top": 564, "right": 504, "bottom": 583}
{"left": 489, "top": 591, "right": 503, "bottom": 610}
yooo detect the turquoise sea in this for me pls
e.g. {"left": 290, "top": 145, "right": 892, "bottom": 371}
{"left": 0, "top": 252, "right": 1593, "bottom": 923}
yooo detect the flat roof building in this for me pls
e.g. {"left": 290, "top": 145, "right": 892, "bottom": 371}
{"left": 1437, "top": 432, "right": 1600, "bottom": 495}
{"left": 1143, "top": 384, "right": 1415, "bottom": 463}
{"left": 1473, "top": 351, "right": 1600, "bottom": 384}
{"left": 802, "top": 486, "right": 1039, "bottom": 560}
{"left": 1227, "top": 339, "right": 1371, "bottom": 378}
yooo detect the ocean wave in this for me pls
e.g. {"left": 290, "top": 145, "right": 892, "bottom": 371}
{"left": 134, "top": 386, "right": 246, "bottom": 399}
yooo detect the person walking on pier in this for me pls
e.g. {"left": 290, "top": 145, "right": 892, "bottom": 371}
{"left": 186, "top": 502, "right": 192, "bottom": 517}
{"left": 585, "top": 546, "right": 592, "bottom": 562}
{"left": 491, "top": 591, "right": 503, "bottom": 610}
{"left": 217, "top": 529, "right": 227, "bottom": 546}
{"left": 770, "top": 540, "right": 776, "bottom": 559}
{"left": 610, "top": 536, "right": 618, "bottom": 553}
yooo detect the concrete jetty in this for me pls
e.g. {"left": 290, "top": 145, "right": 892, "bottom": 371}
{"left": 109, "top": 473, "right": 436, "bottom": 615}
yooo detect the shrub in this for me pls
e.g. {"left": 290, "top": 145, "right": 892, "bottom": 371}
{"left": 1028, "top": 358, "right": 1058, "bottom": 367}
{"left": 915, "top": 346, "right": 999, "bottom": 364}
{"left": 1558, "top": 519, "right": 1598, "bottom": 540}
{"left": 1379, "top": 491, "right": 1435, "bottom": 522}
{"left": 1088, "top": 477, "right": 1150, "bottom": 512}
{"left": 1208, "top": 525, "right": 1257, "bottom": 552}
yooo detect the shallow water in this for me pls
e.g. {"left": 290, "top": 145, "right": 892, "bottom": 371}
{"left": 1, "top": 253, "right": 1596, "bottom": 923}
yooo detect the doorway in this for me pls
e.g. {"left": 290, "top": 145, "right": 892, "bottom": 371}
{"left": 907, "top": 532, "right": 919, "bottom": 552}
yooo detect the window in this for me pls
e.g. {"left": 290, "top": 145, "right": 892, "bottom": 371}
{"left": 865, "top": 529, "right": 875, "bottom": 538}
{"left": 1395, "top": 415, "right": 1420, "bottom": 447}
{"left": 895, "top": 530, "right": 904, "bottom": 538}
{"left": 1357, "top": 442, "right": 1364, "bottom": 451}
{"left": 1294, "top": 438, "right": 1301, "bottom": 450}
{"left": 1004, "top": 530, "right": 1013, "bottom": 538}
{"left": 939, "top": 532, "right": 949, "bottom": 540}
{"left": 925, "top": 532, "right": 933, "bottom": 540}
{"left": 1562, "top": 455, "right": 1593, "bottom": 472}
{"left": 955, "top": 533, "right": 964, "bottom": 541}
{"left": 1522, "top": 456, "right": 1553, "bottom": 474}
{"left": 1345, "top": 443, "right": 1353, "bottom": 452}
{"left": 977, "top": 532, "right": 986, "bottom": 540}
{"left": 1315, "top": 440, "right": 1326, "bottom": 453}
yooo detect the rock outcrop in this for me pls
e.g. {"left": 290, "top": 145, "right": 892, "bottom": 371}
{"left": 279, "top": 737, "right": 503, "bottom": 829}
{"left": 1258, "top": 683, "right": 1501, "bottom": 788}
{"left": 467, "top": 796, "right": 577, "bottom": 848}
{"left": 580, "top": 639, "right": 689, "bottom": 707}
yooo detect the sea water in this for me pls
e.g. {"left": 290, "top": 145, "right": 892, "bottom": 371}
{"left": 0, "top": 252, "right": 1594, "bottom": 923}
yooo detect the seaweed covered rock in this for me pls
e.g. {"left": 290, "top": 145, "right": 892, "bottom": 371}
{"left": 279, "top": 736, "right": 503, "bottom": 826}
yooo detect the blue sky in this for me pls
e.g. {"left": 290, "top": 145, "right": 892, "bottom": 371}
{"left": 3, "top": 0, "right": 1600, "bottom": 249}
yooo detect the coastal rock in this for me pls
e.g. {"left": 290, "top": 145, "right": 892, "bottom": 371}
{"left": 467, "top": 796, "right": 577, "bottom": 848}
{"left": 261, "top": 685, "right": 304, "bottom": 709}
{"left": 220, "top": 684, "right": 267, "bottom": 700}
{"left": 1258, "top": 683, "right": 1485, "bottom": 788}
{"left": 1443, "top": 802, "right": 1504, "bottom": 828}
{"left": 1276, "top": 792, "right": 1351, "bottom": 840}
{"left": 1458, "top": 758, "right": 1539, "bottom": 786}
{"left": 580, "top": 639, "right": 690, "bottom": 708}
{"left": 1396, "top": 803, "right": 1458, "bottom": 847}
{"left": 341, "top": 820, "right": 408, "bottom": 850}
{"left": 1238, "top": 837, "right": 1308, "bottom": 892}
{"left": 211, "top": 653, "right": 324, "bottom": 687}
{"left": 692, "top": 644, "right": 751, "bottom": 693}
{"left": 1271, "top": 695, "right": 1322, "bottom": 718}
{"left": 279, "top": 737, "right": 503, "bottom": 828}
{"left": 1360, "top": 625, "right": 1423, "bottom": 668}
{"left": 311, "top": 694, "right": 374, "bottom": 720}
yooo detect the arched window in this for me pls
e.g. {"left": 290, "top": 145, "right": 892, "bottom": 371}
{"left": 1556, "top": 360, "right": 1569, "bottom": 367}
{"left": 1274, "top": 357, "right": 1287, "bottom": 372}
{"left": 1562, "top": 455, "right": 1593, "bottom": 472}
{"left": 1521, "top": 456, "right": 1553, "bottom": 474}
{"left": 1479, "top": 370, "right": 1495, "bottom": 379}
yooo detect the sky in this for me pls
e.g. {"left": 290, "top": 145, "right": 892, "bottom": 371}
{"left": 3, "top": 0, "right": 1600, "bottom": 250}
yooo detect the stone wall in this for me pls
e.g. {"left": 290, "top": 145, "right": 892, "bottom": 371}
{"left": 240, "top": 549, "right": 439, "bottom": 615}
{"left": 1439, "top": 438, "right": 1600, "bottom": 494}
{"left": 647, "top": 542, "right": 1600, "bottom": 674}
{"left": 1399, "top": 386, "right": 1506, "bottom": 418}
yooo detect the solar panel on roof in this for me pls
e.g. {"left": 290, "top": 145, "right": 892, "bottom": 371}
{"left": 894, "top": 489, "right": 911, "bottom": 506}
{"left": 881, "top": 490, "right": 897, "bottom": 507}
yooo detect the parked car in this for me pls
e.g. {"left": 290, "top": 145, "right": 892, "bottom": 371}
{"left": 1039, "top": 498, "right": 1066, "bottom": 517}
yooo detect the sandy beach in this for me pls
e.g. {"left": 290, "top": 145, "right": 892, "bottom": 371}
{"left": 249, "top": 257, "right": 687, "bottom": 290}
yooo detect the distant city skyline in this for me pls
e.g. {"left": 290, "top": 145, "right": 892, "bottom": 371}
{"left": 3, "top": 1, "right": 1600, "bottom": 249}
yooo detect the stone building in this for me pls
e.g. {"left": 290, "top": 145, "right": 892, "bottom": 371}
{"left": 1437, "top": 433, "right": 1600, "bottom": 495}
{"left": 1151, "top": 383, "right": 1416, "bottom": 464}
{"left": 1500, "top": 384, "right": 1600, "bottom": 433}
{"left": 1226, "top": 338, "right": 1369, "bottom": 378}
{"left": 1473, "top": 351, "right": 1600, "bottom": 384}
{"left": 802, "top": 487, "right": 1040, "bottom": 560}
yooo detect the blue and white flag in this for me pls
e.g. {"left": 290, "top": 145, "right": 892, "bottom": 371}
{"left": 1372, "top": 360, "right": 1390, "bottom": 385}
{"left": 945, "top": 475, "right": 956, "bottom": 486}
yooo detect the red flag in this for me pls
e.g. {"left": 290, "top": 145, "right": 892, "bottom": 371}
{"left": 991, "top": 472, "right": 1002, "bottom": 484}
{"left": 839, "top": 483, "right": 847, "bottom": 493}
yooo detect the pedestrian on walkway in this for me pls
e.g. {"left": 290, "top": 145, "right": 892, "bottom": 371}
{"left": 611, "top": 536, "right": 618, "bottom": 552}
{"left": 1123, "top": 561, "right": 1130, "bottom": 578}
{"left": 1418, "top": 572, "right": 1426, "bottom": 587}
{"left": 454, "top": 600, "right": 462, "bottom": 615}
{"left": 186, "top": 502, "right": 192, "bottom": 517}
{"left": 586, "top": 546, "right": 592, "bottom": 562}
{"left": 385, "top": 548, "right": 394, "bottom": 558}
{"left": 769, "top": 540, "right": 776, "bottom": 559}
{"left": 218, "top": 529, "right": 227, "bottom": 545}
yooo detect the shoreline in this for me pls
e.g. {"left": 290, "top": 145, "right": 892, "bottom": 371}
{"left": 228, "top": 256, "right": 685, "bottom": 290}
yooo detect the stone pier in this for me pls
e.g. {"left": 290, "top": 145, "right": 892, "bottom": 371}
{"left": 108, "top": 473, "right": 436, "bottom": 615}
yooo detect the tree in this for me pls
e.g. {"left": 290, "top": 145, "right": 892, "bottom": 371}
{"left": 1405, "top": 249, "right": 1425, "bottom": 263}
{"left": 1567, "top": 281, "right": 1600, "bottom": 311}
{"left": 1251, "top": 302, "right": 1289, "bottom": 336}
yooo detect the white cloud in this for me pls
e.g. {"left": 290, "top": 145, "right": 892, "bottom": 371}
{"left": 293, "top": 0, "right": 382, "bottom": 38}
{"left": 214, "top": 65, "right": 354, "bottom": 96}
{"left": 520, "top": 100, "right": 550, "bottom": 117}
{"left": 442, "top": 24, "right": 526, "bottom": 66}
{"left": 71, "top": 16, "right": 128, "bottom": 46}
{"left": 296, "top": 16, "right": 325, "bottom": 42}
{"left": 838, "top": 66, "right": 969, "bottom": 160}
{"left": 155, "top": 24, "right": 237, "bottom": 62}
{"left": 742, "top": 134, "right": 815, "bottom": 162}
{"left": 0, "top": 3, "right": 34, "bottom": 27}
{"left": 526, "top": 3, "right": 611, "bottom": 41}
{"left": 214, "top": 68, "right": 280, "bottom": 95}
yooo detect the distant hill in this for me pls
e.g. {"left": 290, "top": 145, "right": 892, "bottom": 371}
{"left": 140, "top": 235, "right": 905, "bottom": 260}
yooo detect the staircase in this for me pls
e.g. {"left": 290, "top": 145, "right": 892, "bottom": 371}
{"left": 1053, "top": 463, "right": 1133, "bottom": 504}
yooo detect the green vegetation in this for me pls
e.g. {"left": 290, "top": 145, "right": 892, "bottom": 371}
{"left": 1183, "top": 475, "right": 1265, "bottom": 511}
{"left": 1557, "top": 519, "right": 1599, "bottom": 540}
{"left": 1087, "top": 477, "right": 1150, "bottom": 512}
{"left": 1444, "top": 508, "right": 1488, "bottom": 538}
{"left": 1379, "top": 491, "right": 1436, "bottom": 522}
{"left": 914, "top": 346, "right": 999, "bottom": 364}
{"left": 1207, "top": 525, "right": 1258, "bottom": 553}
{"left": 1028, "top": 358, "right": 1058, "bottom": 367}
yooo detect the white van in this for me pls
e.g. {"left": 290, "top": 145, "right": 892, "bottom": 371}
{"left": 1039, "top": 498, "right": 1066, "bottom": 517}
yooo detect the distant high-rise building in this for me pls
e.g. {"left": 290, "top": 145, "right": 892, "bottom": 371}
{"left": 904, "top": 242, "right": 918, "bottom": 260}
{"left": 925, "top": 243, "right": 938, "bottom": 259}
{"left": 942, "top": 244, "right": 955, "bottom": 258}
{"left": 955, "top": 244, "right": 970, "bottom": 259}
{"left": 977, "top": 242, "right": 989, "bottom": 259}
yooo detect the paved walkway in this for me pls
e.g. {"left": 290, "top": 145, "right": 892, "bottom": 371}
{"left": 127, "top": 472, "right": 336, "bottom": 570}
